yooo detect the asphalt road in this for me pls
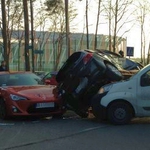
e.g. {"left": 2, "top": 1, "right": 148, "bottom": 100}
{"left": 0, "top": 111, "right": 150, "bottom": 150}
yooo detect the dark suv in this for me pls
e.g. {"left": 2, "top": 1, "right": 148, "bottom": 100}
{"left": 56, "top": 50, "right": 124, "bottom": 117}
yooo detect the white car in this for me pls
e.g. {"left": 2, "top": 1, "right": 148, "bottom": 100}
{"left": 91, "top": 64, "right": 150, "bottom": 125}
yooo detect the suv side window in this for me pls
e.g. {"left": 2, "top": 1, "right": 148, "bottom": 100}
{"left": 141, "top": 71, "right": 150, "bottom": 86}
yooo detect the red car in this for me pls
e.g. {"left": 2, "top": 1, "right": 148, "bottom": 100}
{"left": 0, "top": 72, "right": 65, "bottom": 119}
{"left": 42, "top": 71, "right": 58, "bottom": 85}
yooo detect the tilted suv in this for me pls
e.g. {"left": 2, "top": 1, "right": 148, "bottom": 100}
{"left": 56, "top": 50, "right": 125, "bottom": 117}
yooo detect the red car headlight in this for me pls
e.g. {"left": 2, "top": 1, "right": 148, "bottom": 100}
{"left": 10, "top": 94, "right": 27, "bottom": 101}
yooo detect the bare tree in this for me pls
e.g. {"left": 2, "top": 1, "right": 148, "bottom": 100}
{"left": 94, "top": 0, "right": 102, "bottom": 50}
{"left": 133, "top": 0, "right": 150, "bottom": 65}
{"left": 102, "top": 0, "right": 134, "bottom": 53}
{"left": 147, "top": 41, "right": 150, "bottom": 64}
{"left": 65, "top": 0, "right": 70, "bottom": 57}
{"left": 85, "top": 0, "right": 89, "bottom": 49}
{"left": 0, "top": 0, "right": 25, "bottom": 70}
{"left": 30, "top": 0, "right": 35, "bottom": 72}
{"left": 23, "top": 0, "right": 30, "bottom": 71}
{"left": 25, "top": 0, "right": 77, "bottom": 70}
{"left": 1, "top": 0, "right": 8, "bottom": 70}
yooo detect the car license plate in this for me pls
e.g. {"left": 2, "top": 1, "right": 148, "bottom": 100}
{"left": 36, "top": 102, "right": 54, "bottom": 108}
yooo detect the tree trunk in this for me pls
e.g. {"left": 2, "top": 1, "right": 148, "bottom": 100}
{"left": 94, "top": 0, "right": 101, "bottom": 50}
{"left": 108, "top": 0, "right": 112, "bottom": 51}
{"left": 65, "top": 0, "right": 70, "bottom": 57}
{"left": 30, "top": 0, "right": 35, "bottom": 72}
{"left": 1, "top": 0, "right": 9, "bottom": 70}
{"left": 86, "top": 0, "right": 89, "bottom": 49}
{"left": 147, "top": 41, "right": 150, "bottom": 64}
{"left": 23, "top": 0, "right": 30, "bottom": 71}
{"left": 140, "top": 24, "right": 143, "bottom": 64}
{"left": 113, "top": 0, "right": 118, "bottom": 53}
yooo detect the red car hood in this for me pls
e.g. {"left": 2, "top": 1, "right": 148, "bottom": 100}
{"left": 6, "top": 85, "right": 58, "bottom": 101}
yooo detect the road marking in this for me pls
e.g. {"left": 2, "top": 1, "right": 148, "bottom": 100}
{"left": 0, "top": 123, "right": 14, "bottom": 126}
{"left": 77, "top": 125, "right": 110, "bottom": 134}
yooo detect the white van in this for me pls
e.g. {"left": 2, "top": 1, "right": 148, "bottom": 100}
{"left": 91, "top": 64, "right": 150, "bottom": 125}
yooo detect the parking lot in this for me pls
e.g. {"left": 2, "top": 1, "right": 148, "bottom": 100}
{"left": 0, "top": 49, "right": 148, "bottom": 149}
{"left": 1, "top": 111, "right": 150, "bottom": 150}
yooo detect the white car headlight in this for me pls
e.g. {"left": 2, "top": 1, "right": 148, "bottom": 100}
{"left": 98, "top": 83, "right": 113, "bottom": 94}
{"left": 10, "top": 94, "right": 27, "bottom": 101}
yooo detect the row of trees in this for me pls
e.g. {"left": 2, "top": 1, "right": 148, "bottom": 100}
{"left": 0, "top": 0, "right": 150, "bottom": 71}
{"left": 84, "top": 0, "right": 150, "bottom": 64}
{"left": 0, "top": 0, "right": 65, "bottom": 71}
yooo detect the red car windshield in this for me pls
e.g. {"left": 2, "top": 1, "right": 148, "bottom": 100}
{"left": 0, "top": 73, "right": 43, "bottom": 86}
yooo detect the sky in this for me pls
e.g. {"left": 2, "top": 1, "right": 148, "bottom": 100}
{"left": 71, "top": 0, "right": 150, "bottom": 58}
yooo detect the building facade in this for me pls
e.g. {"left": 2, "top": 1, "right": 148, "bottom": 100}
{"left": 0, "top": 31, "right": 126, "bottom": 72}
